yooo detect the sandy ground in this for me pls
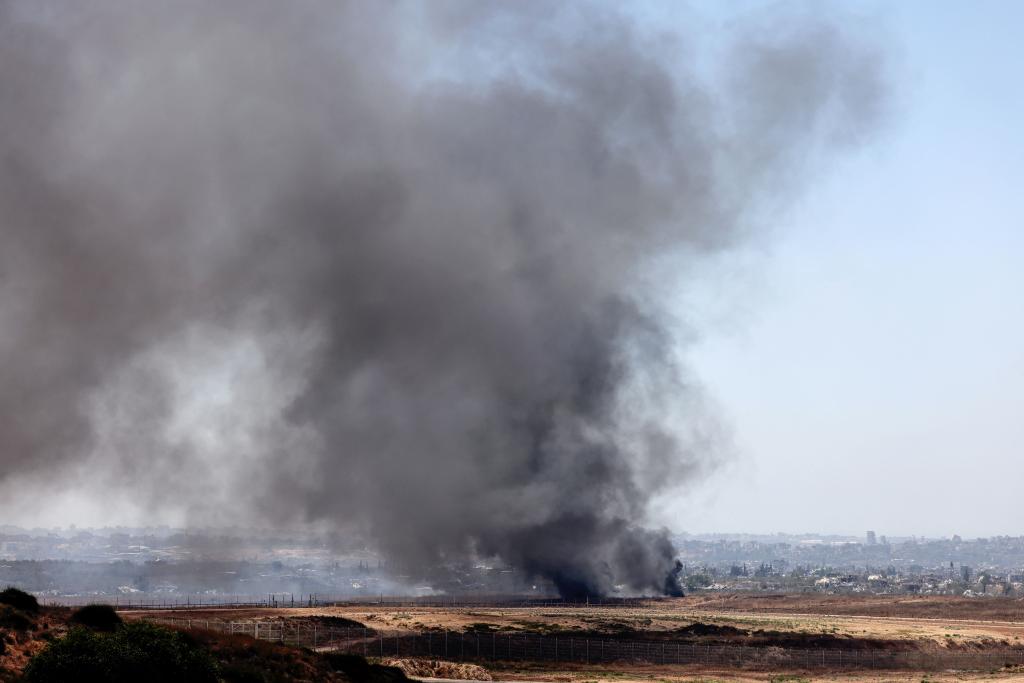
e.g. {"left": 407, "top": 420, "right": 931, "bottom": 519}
{"left": 121, "top": 596, "right": 1024, "bottom": 680}
{"left": 125, "top": 598, "right": 1024, "bottom": 647}
{"left": 473, "top": 670, "right": 1024, "bottom": 683}
{"left": 680, "top": 595, "right": 1024, "bottom": 622}
{"left": 417, "top": 658, "right": 1024, "bottom": 683}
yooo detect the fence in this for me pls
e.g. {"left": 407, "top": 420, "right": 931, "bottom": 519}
{"left": 41, "top": 594, "right": 647, "bottom": 610}
{"left": 37, "top": 594, "right": 1024, "bottom": 624}
{"left": 145, "top": 618, "right": 1024, "bottom": 672}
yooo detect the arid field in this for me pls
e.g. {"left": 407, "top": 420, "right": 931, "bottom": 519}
{"left": 121, "top": 595, "right": 1024, "bottom": 682}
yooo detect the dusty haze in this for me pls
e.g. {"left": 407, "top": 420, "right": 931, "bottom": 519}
{"left": 0, "top": 1, "right": 885, "bottom": 596}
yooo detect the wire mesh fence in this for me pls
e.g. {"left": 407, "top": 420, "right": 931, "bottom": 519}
{"left": 40, "top": 594, "right": 648, "bottom": 610}
{"left": 144, "top": 618, "right": 1024, "bottom": 672}
{"left": 34, "top": 594, "right": 1024, "bottom": 625}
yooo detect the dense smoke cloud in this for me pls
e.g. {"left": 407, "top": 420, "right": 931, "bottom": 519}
{"left": 0, "top": 1, "right": 885, "bottom": 596}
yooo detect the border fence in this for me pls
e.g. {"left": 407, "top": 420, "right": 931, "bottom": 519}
{"left": 35, "top": 594, "right": 1024, "bottom": 624}
{"left": 144, "top": 618, "right": 1024, "bottom": 672}
{"left": 41, "top": 594, "right": 650, "bottom": 610}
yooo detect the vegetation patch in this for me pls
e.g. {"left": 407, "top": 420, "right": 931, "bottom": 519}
{"left": 510, "top": 620, "right": 566, "bottom": 634}
{"left": 674, "top": 622, "right": 748, "bottom": 637}
{"left": 466, "top": 622, "right": 503, "bottom": 633}
{"left": 69, "top": 604, "right": 123, "bottom": 632}
{"left": 0, "top": 587, "right": 38, "bottom": 614}
{"left": 323, "top": 653, "right": 410, "bottom": 683}
{"left": 0, "top": 605, "right": 33, "bottom": 631}
{"left": 304, "top": 615, "right": 372, "bottom": 630}
{"left": 23, "top": 622, "right": 219, "bottom": 682}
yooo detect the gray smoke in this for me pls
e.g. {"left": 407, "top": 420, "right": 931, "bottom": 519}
{"left": 0, "top": 1, "right": 885, "bottom": 596}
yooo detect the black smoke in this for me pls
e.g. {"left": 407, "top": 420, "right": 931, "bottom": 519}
{"left": 0, "top": 1, "right": 886, "bottom": 596}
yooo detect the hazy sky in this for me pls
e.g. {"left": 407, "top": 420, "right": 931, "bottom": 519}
{"left": 659, "top": 1, "right": 1024, "bottom": 538}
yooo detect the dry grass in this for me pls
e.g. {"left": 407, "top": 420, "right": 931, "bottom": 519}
{"left": 125, "top": 596, "right": 1024, "bottom": 649}
{"left": 117, "top": 596, "right": 1024, "bottom": 681}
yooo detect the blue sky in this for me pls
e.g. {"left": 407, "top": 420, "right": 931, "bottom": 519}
{"left": 657, "top": 1, "right": 1024, "bottom": 537}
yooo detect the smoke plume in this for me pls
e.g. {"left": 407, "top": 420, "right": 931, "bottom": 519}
{"left": 0, "top": 1, "right": 885, "bottom": 596}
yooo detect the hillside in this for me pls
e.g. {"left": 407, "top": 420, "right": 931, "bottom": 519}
{"left": 1, "top": 591, "right": 408, "bottom": 683}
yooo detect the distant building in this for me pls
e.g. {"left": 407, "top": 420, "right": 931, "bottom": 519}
{"left": 866, "top": 531, "right": 877, "bottom": 546}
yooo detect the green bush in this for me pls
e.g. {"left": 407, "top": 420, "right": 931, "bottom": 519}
{"left": 70, "top": 604, "right": 123, "bottom": 631}
{"left": 0, "top": 586, "right": 39, "bottom": 613}
{"left": 23, "top": 622, "right": 219, "bottom": 683}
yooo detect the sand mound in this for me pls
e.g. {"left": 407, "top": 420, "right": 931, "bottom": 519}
{"left": 382, "top": 657, "right": 492, "bottom": 680}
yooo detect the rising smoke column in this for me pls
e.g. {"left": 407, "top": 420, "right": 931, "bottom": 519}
{"left": 0, "top": 1, "right": 885, "bottom": 596}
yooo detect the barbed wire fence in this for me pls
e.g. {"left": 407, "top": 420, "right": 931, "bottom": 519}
{"left": 143, "top": 617, "right": 1024, "bottom": 672}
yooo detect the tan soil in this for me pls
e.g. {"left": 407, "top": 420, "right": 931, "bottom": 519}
{"left": 481, "top": 664, "right": 1024, "bottom": 683}
{"left": 384, "top": 657, "right": 494, "bottom": 680}
{"left": 124, "top": 595, "right": 1024, "bottom": 649}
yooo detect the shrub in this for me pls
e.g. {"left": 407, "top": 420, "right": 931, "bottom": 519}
{"left": 0, "top": 586, "right": 39, "bottom": 613}
{"left": 23, "top": 622, "right": 219, "bottom": 683}
{"left": 323, "top": 653, "right": 410, "bottom": 683}
{"left": 70, "top": 604, "right": 123, "bottom": 631}
{"left": 219, "top": 659, "right": 272, "bottom": 683}
{"left": 0, "top": 604, "right": 33, "bottom": 630}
